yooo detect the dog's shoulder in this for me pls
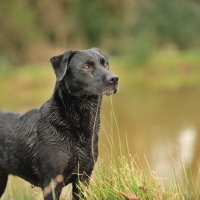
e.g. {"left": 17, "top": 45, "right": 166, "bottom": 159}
{"left": 22, "top": 107, "right": 41, "bottom": 119}
{"left": 17, "top": 107, "right": 42, "bottom": 129}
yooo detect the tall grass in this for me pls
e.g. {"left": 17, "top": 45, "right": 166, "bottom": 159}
{"left": 80, "top": 156, "right": 200, "bottom": 199}
{"left": 78, "top": 97, "right": 200, "bottom": 200}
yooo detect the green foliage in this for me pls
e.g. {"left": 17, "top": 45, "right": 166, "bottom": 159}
{"left": 134, "top": 0, "right": 200, "bottom": 49}
{"left": 1, "top": 0, "right": 200, "bottom": 65}
{"left": 127, "top": 37, "right": 152, "bottom": 67}
{"left": 0, "top": 0, "right": 40, "bottom": 64}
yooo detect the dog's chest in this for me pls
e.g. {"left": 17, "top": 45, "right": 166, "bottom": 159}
{"left": 68, "top": 107, "right": 99, "bottom": 173}
{"left": 71, "top": 135, "right": 98, "bottom": 174}
{"left": 46, "top": 96, "right": 101, "bottom": 177}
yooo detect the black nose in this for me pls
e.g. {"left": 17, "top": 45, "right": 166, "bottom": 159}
{"left": 107, "top": 74, "right": 119, "bottom": 84}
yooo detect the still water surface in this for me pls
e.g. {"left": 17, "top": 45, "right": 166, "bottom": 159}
{"left": 100, "top": 87, "right": 200, "bottom": 177}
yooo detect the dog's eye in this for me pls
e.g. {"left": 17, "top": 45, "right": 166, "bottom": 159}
{"left": 83, "top": 65, "right": 90, "bottom": 71}
{"left": 104, "top": 62, "right": 109, "bottom": 69}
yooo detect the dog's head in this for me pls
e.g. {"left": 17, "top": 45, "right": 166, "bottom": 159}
{"left": 50, "top": 48, "right": 119, "bottom": 97}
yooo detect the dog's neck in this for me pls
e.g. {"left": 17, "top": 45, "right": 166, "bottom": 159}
{"left": 44, "top": 81, "right": 102, "bottom": 138}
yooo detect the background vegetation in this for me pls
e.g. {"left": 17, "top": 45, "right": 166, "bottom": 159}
{"left": 1, "top": 0, "right": 200, "bottom": 65}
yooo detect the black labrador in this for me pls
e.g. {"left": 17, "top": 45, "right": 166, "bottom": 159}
{"left": 0, "top": 48, "right": 118, "bottom": 200}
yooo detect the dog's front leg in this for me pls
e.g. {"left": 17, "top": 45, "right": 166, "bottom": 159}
{"left": 42, "top": 180, "right": 63, "bottom": 200}
{"left": 72, "top": 181, "right": 81, "bottom": 200}
{"left": 72, "top": 176, "right": 89, "bottom": 200}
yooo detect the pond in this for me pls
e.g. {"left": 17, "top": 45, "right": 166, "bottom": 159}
{"left": 100, "top": 87, "right": 200, "bottom": 177}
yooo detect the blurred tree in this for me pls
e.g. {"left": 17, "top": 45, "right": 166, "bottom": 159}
{"left": 0, "top": 0, "right": 200, "bottom": 65}
{"left": 69, "top": 0, "right": 125, "bottom": 49}
{"left": 0, "top": 0, "right": 40, "bottom": 64}
{"left": 134, "top": 0, "right": 200, "bottom": 49}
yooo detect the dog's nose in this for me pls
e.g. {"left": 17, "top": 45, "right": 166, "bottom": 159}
{"left": 107, "top": 75, "right": 119, "bottom": 84}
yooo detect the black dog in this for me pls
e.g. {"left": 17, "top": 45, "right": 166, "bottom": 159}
{"left": 0, "top": 48, "right": 118, "bottom": 200}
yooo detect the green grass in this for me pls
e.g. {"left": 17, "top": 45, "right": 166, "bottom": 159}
{"left": 78, "top": 143, "right": 200, "bottom": 200}
{"left": 116, "top": 50, "right": 200, "bottom": 92}
{"left": 77, "top": 97, "right": 200, "bottom": 200}
{"left": 0, "top": 63, "right": 55, "bottom": 112}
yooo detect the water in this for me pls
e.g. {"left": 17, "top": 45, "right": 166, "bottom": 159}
{"left": 99, "top": 87, "right": 200, "bottom": 177}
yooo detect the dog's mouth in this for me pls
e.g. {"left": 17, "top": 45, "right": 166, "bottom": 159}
{"left": 102, "top": 91, "right": 114, "bottom": 96}
{"left": 102, "top": 87, "right": 118, "bottom": 96}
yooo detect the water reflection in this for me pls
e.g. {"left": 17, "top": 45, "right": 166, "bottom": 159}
{"left": 178, "top": 126, "right": 197, "bottom": 163}
{"left": 151, "top": 126, "right": 197, "bottom": 177}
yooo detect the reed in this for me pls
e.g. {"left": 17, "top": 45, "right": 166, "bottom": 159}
{"left": 77, "top": 97, "right": 200, "bottom": 200}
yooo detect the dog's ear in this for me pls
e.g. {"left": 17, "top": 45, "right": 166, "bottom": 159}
{"left": 50, "top": 50, "right": 74, "bottom": 81}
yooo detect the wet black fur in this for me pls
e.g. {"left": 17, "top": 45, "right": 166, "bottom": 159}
{"left": 0, "top": 48, "right": 118, "bottom": 200}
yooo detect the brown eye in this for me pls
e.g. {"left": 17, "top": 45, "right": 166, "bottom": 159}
{"left": 104, "top": 62, "right": 109, "bottom": 69}
{"left": 83, "top": 65, "right": 90, "bottom": 70}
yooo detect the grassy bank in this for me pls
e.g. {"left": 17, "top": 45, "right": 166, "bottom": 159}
{"left": 117, "top": 50, "right": 200, "bottom": 92}
{"left": 80, "top": 154, "right": 200, "bottom": 199}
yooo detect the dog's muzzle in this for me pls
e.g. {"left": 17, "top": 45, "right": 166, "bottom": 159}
{"left": 103, "top": 74, "right": 119, "bottom": 96}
